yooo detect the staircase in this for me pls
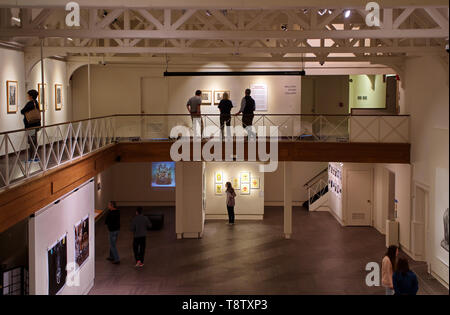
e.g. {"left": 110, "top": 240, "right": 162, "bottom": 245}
{"left": 302, "top": 168, "right": 329, "bottom": 211}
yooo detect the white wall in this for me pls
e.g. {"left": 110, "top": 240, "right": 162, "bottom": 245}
{"left": 204, "top": 162, "right": 264, "bottom": 220}
{"left": 29, "top": 180, "right": 95, "bottom": 295}
{"left": 265, "top": 161, "right": 328, "bottom": 205}
{"left": 0, "top": 47, "right": 25, "bottom": 133}
{"left": 94, "top": 167, "right": 114, "bottom": 211}
{"left": 29, "top": 59, "right": 70, "bottom": 126}
{"left": 328, "top": 162, "right": 344, "bottom": 224}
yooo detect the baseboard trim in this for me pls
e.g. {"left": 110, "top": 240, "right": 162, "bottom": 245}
{"left": 206, "top": 214, "right": 264, "bottom": 221}
{"left": 264, "top": 201, "right": 305, "bottom": 207}
{"left": 431, "top": 270, "right": 449, "bottom": 289}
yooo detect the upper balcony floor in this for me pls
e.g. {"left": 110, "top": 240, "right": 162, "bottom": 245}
{"left": 0, "top": 113, "right": 410, "bottom": 192}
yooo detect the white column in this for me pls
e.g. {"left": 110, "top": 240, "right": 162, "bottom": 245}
{"left": 175, "top": 162, "right": 184, "bottom": 239}
{"left": 284, "top": 161, "right": 293, "bottom": 239}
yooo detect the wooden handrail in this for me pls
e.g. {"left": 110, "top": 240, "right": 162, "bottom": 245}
{"left": 304, "top": 168, "right": 328, "bottom": 188}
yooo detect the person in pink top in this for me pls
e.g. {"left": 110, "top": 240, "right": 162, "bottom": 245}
{"left": 382, "top": 245, "right": 398, "bottom": 295}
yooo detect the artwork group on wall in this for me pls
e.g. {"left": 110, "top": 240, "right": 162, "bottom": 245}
{"left": 201, "top": 90, "right": 212, "bottom": 105}
{"left": 214, "top": 170, "right": 260, "bottom": 196}
{"left": 328, "top": 164, "right": 342, "bottom": 198}
{"left": 74, "top": 216, "right": 89, "bottom": 269}
{"left": 6, "top": 80, "right": 18, "bottom": 113}
{"left": 47, "top": 234, "right": 67, "bottom": 295}
{"left": 55, "top": 84, "right": 63, "bottom": 110}
{"left": 151, "top": 162, "right": 175, "bottom": 187}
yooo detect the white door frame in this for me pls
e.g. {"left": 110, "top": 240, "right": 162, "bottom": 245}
{"left": 412, "top": 180, "right": 430, "bottom": 265}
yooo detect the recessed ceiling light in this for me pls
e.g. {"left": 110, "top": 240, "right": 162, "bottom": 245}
{"left": 344, "top": 10, "right": 351, "bottom": 18}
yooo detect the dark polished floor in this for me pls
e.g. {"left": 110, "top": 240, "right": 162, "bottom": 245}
{"left": 90, "top": 206, "right": 448, "bottom": 295}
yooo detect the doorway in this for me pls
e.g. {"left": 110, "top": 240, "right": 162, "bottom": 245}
{"left": 346, "top": 170, "right": 373, "bottom": 226}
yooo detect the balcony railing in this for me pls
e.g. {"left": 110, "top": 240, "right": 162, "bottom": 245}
{"left": 0, "top": 114, "right": 410, "bottom": 191}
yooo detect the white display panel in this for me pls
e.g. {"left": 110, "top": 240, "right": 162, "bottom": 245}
{"left": 250, "top": 83, "right": 268, "bottom": 111}
{"left": 29, "top": 180, "right": 95, "bottom": 295}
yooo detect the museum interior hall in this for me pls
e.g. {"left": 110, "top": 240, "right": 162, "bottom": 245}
{"left": 0, "top": 0, "right": 448, "bottom": 296}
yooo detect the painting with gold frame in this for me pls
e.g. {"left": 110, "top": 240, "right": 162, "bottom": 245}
{"left": 55, "top": 84, "right": 63, "bottom": 111}
{"left": 240, "top": 183, "right": 250, "bottom": 195}
{"left": 201, "top": 90, "right": 212, "bottom": 105}
{"left": 214, "top": 90, "right": 230, "bottom": 105}
{"left": 38, "top": 83, "right": 48, "bottom": 112}
{"left": 240, "top": 171, "right": 250, "bottom": 183}
{"left": 215, "top": 183, "right": 223, "bottom": 195}
{"left": 232, "top": 177, "right": 240, "bottom": 190}
{"left": 251, "top": 177, "right": 260, "bottom": 189}
{"left": 6, "top": 80, "right": 18, "bottom": 114}
{"left": 215, "top": 171, "right": 223, "bottom": 183}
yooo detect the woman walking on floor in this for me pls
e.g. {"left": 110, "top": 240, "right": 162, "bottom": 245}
{"left": 225, "top": 182, "right": 236, "bottom": 225}
{"left": 381, "top": 245, "right": 398, "bottom": 295}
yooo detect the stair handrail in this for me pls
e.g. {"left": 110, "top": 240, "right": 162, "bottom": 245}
{"left": 303, "top": 168, "right": 328, "bottom": 189}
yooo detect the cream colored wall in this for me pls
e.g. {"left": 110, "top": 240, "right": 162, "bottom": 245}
{"left": 204, "top": 162, "right": 264, "bottom": 219}
{"left": 328, "top": 162, "right": 344, "bottom": 224}
{"left": 265, "top": 161, "right": 328, "bottom": 205}
{"left": 112, "top": 163, "right": 175, "bottom": 206}
{"left": 404, "top": 55, "right": 449, "bottom": 286}
{"left": 0, "top": 47, "right": 26, "bottom": 133}
{"left": 94, "top": 167, "right": 114, "bottom": 211}
{"left": 71, "top": 64, "right": 302, "bottom": 120}
{"left": 349, "top": 74, "right": 387, "bottom": 110}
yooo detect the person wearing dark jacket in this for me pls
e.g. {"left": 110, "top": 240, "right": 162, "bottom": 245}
{"left": 130, "top": 207, "right": 152, "bottom": 267}
{"left": 235, "top": 89, "right": 256, "bottom": 139}
{"left": 105, "top": 201, "right": 120, "bottom": 264}
{"left": 393, "top": 258, "right": 419, "bottom": 295}
{"left": 218, "top": 92, "right": 233, "bottom": 139}
{"left": 20, "top": 90, "right": 41, "bottom": 162}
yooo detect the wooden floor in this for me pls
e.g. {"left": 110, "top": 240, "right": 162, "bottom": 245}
{"left": 90, "top": 206, "right": 448, "bottom": 295}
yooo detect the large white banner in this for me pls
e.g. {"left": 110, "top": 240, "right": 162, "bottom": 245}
{"left": 250, "top": 83, "right": 268, "bottom": 111}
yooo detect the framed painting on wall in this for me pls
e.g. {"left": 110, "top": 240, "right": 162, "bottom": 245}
{"left": 232, "top": 177, "right": 240, "bottom": 190}
{"left": 240, "top": 183, "right": 250, "bottom": 195}
{"left": 6, "top": 80, "right": 18, "bottom": 113}
{"left": 201, "top": 90, "right": 212, "bottom": 105}
{"left": 251, "top": 177, "right": 260, "bottom": 189}
{"left": 38, "top": 83, "right": 48, "bottom": 111}
{"left": 74, "top": 216, "right": 89, "bottom": 270}
{"left": 214, "top": 90, "right": 230, "bottom": 105}
{"left": 215, "top": 171, "right": 223, "bottom": 183}
{"left": 55, "top": 84, "right": 63, "bottom": 111}
{"left": 240, "top": 171, "right": 250, "bottom": 183}
{"left": 215, "top": 183, "right": 223, "bottom": 195}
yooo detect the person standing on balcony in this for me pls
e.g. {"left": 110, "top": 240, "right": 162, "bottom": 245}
{"left": 235, "top": 89, "right": 256, "bottom": 139}
{"left": 186, "top": 90, "right": 203, "bottom": 138}
{"left": 218, "top": 92, "right": 233, "bottom": 139}
{"left": 20, "top": 90, "right": 41, "bottom": 162}
{"left": 225, "top": 182, "right": 236, "bottom": 225}
{"left": 105, "top": 201, "right": 121, "bottom": 264}
{"left": 130, "top": 207, "right": 152, "bottom": 267}
{"left": 381, "top": 245, "right": 398, "bottom": 295}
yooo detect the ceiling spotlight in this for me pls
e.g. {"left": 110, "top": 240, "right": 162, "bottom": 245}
{"left": 67, "top": 37, "right": 73, "bottom": 41}
{"left": 281, "top": 24, "right": 288, "bottom": 31}
{"left": 205, "top": 10, "right": 212, "bottom": 16}
{"left": 11, "top": 17, "right": 21, "bottom": 23}
{"left": 344, "top": 10, "right": 351, "bottom": 18}
{"left": 328, "top": 10, "right": 333, "bottom": 14}
{"left": 318, "top": 9, "right": 328, "bottom": 16}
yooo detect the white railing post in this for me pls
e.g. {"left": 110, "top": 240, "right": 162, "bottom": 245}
{"left": 5, "top": 134, "right": 9, "bottom": 186}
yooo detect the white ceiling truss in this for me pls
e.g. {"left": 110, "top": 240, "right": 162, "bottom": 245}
{"left": 0, "top": 4, "right": 448, "bottom": 68}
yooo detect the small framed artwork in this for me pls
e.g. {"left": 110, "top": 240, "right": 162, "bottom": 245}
{"left": 251, "top": 177, "right": 260, "bottom": 189}
{"left": 215, "top": 184, "right": 223, "bottom": 195}
{"left": 54, "top": 84, "right": 63, "bottom": 111}
{"left": 6, "top": 80, "right": 18, "bottom": 113}
{"left": 215, "top": 171, "right": 223, "bottom": 183}
{"left": 201, "top": 90, "right": 212, "bottom": 105}
{"left": 214, "top": 90, "right": 230, "bottom": 105}
{"left": 241, "top": 183, "right": 250, "bottom": 195}
{"left": 240, "top": 171, "right": 250, "bottom": 183}
{"left": 38, "top": 83, "right": 47, "bottom": 111}
{"left": 232, "top": 177, "right": 240, "bottom": 190}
